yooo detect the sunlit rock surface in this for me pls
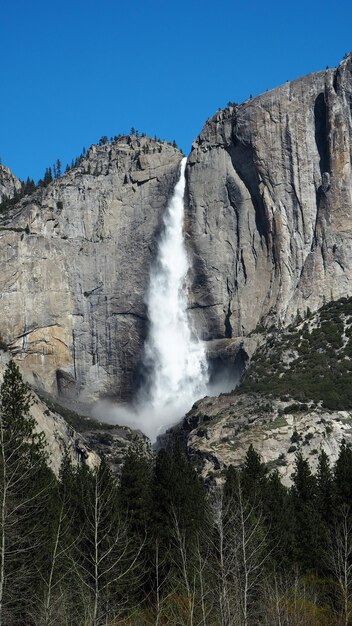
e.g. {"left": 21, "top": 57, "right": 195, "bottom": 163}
{"left": 178, "top": 392, "right": 352, "bottom": 486}
{"left": 0, "top": 137, "right": 181, "bottom": 401}
{"left": 0, "top": 53, "right": 352, "bottom": 416}
{"left": 186, "top": 53, "right": 352, "bottom": 341}
{"left": 0, "top": 164, "right": 21, "bottom": 201}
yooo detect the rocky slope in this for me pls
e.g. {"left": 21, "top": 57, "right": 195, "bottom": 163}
{"left": 186, "top": 53, "right": 352, "bottom": 348}
{"left": 0, "top": 351, "right": 99, "bottom": 473}
{"left": 0, "top": 137, "right": 181, "bottom": 402}
{"left": 174, "top": 297, "right": 352, "bottom": 485}
{"left": 0, "top": 350, "right": 149, "bottom": 475}
{"left": 180, "top": 392, "right": 352, "bottom": 487}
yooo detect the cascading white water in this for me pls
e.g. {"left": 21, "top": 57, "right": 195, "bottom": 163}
{"left": 138, "top": 157, "right": 208, "bottom": 438}
{"left": 96, "top": 157, "right": 209, "bottom": 441}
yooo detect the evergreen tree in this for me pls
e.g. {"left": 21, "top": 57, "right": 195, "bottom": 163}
{"left": 150, "top": 448, "right": 174, "bottom": 550}
{"left": 263, "top": 470, "right": 295, "bottom": 567}
{"left": 240, "top": 444, "right": 268, "bottom": 504}
{"left": 170, "top": 439, "right": 207, "bottom": 539}
{"left": 43, "top": 167, "right": 53, "bottom": 186}
{"left": 221, "top": 464, "right": 269, "bottom": 625}
{"left": 334, "top": 440, "right": 352, "bottom": 508}
{"left": 291, "top": 452, "right": 323, "bottom": 571}
{"left": 148, "top": 443, "right": 207, "bottom": 600}
{"left": 56, "top": 159, "right": 62, "bottom": 178}
{"left": 23, "top": 177, "right": 36, "bottom": 195}
{"left": 224, "top": 463, "right": 240, "bottom": 501}
{"left": 0, "top": 360, "right": 53, "bottom": 625}
{"left": 316, "top": 450, "right": 335, "bottom": 528}
{"left": 72, "top": 458, "right": 141, "bottom": 624}
{"left": 119, "top": 446, "right": 151, "bottom": 538}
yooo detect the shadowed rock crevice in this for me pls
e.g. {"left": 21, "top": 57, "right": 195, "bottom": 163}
{"left": 227, "top": 141, "right": 269, "bottom": 248}
{"left": 314, "top": 92, "right": 329, "bottom": 175}
{"left": 224, "top": 301, "right": 232, "bottom": 338}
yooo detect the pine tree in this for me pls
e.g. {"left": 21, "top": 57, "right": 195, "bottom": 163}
{"left": 263, "top": 470, "right": 295, "bottom": 567}
{"left": 170, "top": 439, "right": 207, "bottom": 539}
{"left": 23, "top": 177, "right": 36, "bottom": 195}
{"left": 334, "top": 440, "right": 352, "bottom": 508}
{"left": 56, "top": 159, "right": 62, "bottom": 178}
{"left": 291, "top": 452, "right": 323, "bottom": 571}
{"left": 150, "top": 448, "right": 174, "bottom": 550}
{"left": 43, "top": 167, "right": 53, "bottom": 186}
{"left": 0, "top": 360, "right": 53, "bottom": 625}
{"left": 119, "top": 446, "right": 151, "bottom": 538}
{"left": 148, "top": 443, "right": 207, "bottom": 603}
{"left": 316, "top": 450, "right": 335, "bottom": 527}
{"left": 241, "top": 444, "right": 268, "bottom": 504}
{"left": 219, "top": 467, "right": 268, "bottom": 625}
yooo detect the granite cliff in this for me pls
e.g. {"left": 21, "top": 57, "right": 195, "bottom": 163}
{"left": 1, "top": 53, "right": 352, "bottom": 425}
{"left": 0, "top": 164, "right": 21, "bottom": 202}
{"left": 186, "top": 53, "right": 352, "bottom": 349}
{"left": 0, "top": 136, "right": 181, "bottom": 402}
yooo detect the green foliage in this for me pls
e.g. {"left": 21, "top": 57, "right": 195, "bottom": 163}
{"left": 35, "top": 389, "right": 116, "bottom": 432}
{"left": 334, "top": 439, "right": 352, "bottom": 505}
{"left": 291, "top": 452, "right": 326, "bottom": 571}
{"left": 316, "top": 450, "right": 335, "bottom": 528}
{"left": 2, "top": 359, "right": 352, "bottom": 625}
{"left": 0, "top": 360, "right": 55, "bottom": 623}
{"left": 43, "top": 166, "right": 53, "bottom": 186}
{"left": 1, "top": 359, "right": 41, "bottom": 454}
{"left": 240, "top": 296, "right": 352, "bottom": 410}
{"left": 150, "top": 440, "right": 207, "bottom": 545}
{"left": 119, "top": 446, "right": 152, "bottom": 538}
{"left": 241, "top": 443, "right": 268, "bottom": 502}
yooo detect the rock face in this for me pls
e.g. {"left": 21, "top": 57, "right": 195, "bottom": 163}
{"left": 0, "top": 137, "right": 181, "bottom": 401}
{"left": 1, "top": 53, "right": 352, "bottom": 412}
{"left": 0, "top": 164, "right": 21, "bottom": 202}
{"left": 177, "top": 392, "right": 352, "bottom": 486}
{"left": 0, "top": 351, "right": 149, "bottom": 476}
{"left": 170, "top": 295, "right": 352, "bottom": 485}
{"left": 0, "top": 351, "right": 99, "bottom": 475}
{"left": 186, "top": 53, "right": 352, "bottom": 344}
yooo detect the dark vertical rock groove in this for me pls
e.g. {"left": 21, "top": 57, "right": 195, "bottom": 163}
{"left": 314, "top": 92, "right": 329, "bottom": 175}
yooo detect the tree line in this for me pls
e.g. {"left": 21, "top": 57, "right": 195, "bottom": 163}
{"left": 0, "top": 129, "right": 181, "bottom": 214}
{"left": 0, "top": 359, "right": 352, "bottom": 625}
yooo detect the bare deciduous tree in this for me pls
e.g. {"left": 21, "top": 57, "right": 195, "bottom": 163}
{"left": 73, "top": 463, "right": 145, "bottom": 626}
{"left": 210, "top": 477, "right": 269, "bottom": 626}
{"left": 326, "top": 506, "right": 352, "bottom": 626}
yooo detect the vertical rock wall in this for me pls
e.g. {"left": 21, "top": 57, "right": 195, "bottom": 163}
{"left": 186, "top": 54, "right": 352, "bottom": 342}
{"left": 0, "top": 137, "right": 181, "bottom": 401}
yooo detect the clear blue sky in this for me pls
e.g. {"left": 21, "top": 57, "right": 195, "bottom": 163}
{"left": 1, "top": 0, "right": 351, "bottom": 182}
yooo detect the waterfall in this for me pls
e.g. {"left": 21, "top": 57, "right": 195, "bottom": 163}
{"left": 96, "top": 157, "right": 209, "bottom": 442}
{"left": 138, "top": 157, "right": 208, "bottom": 439}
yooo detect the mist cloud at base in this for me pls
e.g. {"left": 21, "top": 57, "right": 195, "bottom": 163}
{"left": 92, "top": 158, "right": 238, "bottom": 442}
